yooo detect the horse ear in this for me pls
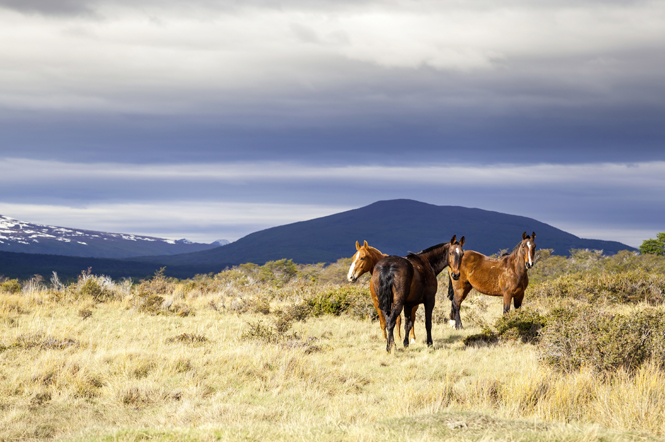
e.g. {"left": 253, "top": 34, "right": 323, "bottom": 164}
{"left": 363, "top": 240, "right": 369, "bottom": 248}
{"left": 522, "top": 231, "right": 527, "bottom": 240}
{"left": 459, "top": 236, "right": 465, "bottom": 247}
{"left": 449, "top": 234, "right": 456, "bottom": 244}
{"left": 355, "top": 241, "right": 360, "bottom": 250}
{"left": 532, "top": 232, "right": 536, "bottom": 240}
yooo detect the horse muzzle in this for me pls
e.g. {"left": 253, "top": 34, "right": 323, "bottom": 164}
{"left": 348, "top": 275, "right": 358, "bottom": 283}
{"left": 451, "top": 272, "right": 460, "bottom": 281}
{"left": 525, "top": 262, "right": 533, "bottom": 270}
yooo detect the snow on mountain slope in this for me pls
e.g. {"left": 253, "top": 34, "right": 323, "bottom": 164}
{"left": 0, "top": 215, "right": 222, "bottom": 258}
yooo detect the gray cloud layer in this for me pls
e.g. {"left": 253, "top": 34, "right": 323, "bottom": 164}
{"left": 1, "top": 0, "right": 663, "bottom": 246}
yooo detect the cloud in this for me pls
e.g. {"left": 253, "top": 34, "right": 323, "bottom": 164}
{"left": 2, "top": 158, "right": 665, "bottom": 188}
{"left": 1, "top": 1, "right": 664, "bottom": 118}
{"left": 0, "top": 0, "right": 95, "bottom": 16}
{"left": 0, "top": 201, "right": 352, "bottom": 243}
{"left": 0, "top": 158, "right": 662, "bottom": 246}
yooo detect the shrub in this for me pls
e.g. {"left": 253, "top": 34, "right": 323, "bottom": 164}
{"left": 135, "top": 267, "right": 176, "bottom": 296}
{"left": 494, "top": 309, "right": 547, "bottom": 344}
{"left": 539, "top": 306, "right": 665, "bottom": 373}
{"left": 306, "top": 286, "right": 375, "bottom": 319}
{"left": 259, "top": 259, "right": 298, "bottom": 286}
{"left": 529, "top": 270, "right": 665, "bottom": 305}
{"left": 241, "top": 320, "right": 279, "bottom": 343}
{"left": 463, "top": 309, "right": 546, "bottom": 346}
{"left": 79, "top": 278, "right": 114, "bottom": 302}
{"left": 0, "top": 279, "right": 21, "bottom": 294}
{"left": 639, "top": 232, "right": 665, "bottom": 256}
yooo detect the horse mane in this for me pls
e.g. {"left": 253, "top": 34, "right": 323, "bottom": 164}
{"left": 507, "top": 239, "right": 526, "bottom": 256}
{"left": 416, "top": 241, "right": 452, "bottom": 255}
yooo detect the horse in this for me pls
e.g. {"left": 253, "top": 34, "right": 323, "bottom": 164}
{"left": 347, "top": 240, "right": 418, "bottom": 343}
{"left": 374, "top": 235, "right": 465, "bottom": 352}
{"left": 448, "top": 232, "right": 536, "bottom": 329}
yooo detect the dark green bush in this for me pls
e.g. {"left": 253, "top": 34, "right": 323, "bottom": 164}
{"left": 307, "top": 286, "right": 375, "bottom": 319}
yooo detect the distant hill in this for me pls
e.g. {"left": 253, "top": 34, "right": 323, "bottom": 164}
{"left": 131, "top": 199, "right": 635, "bottom": 268}
{"left": 0, "top": 215, "right": 221, "bottom": 258}
{"left": 0, "top": 250, "right": 230, "bottom": 281}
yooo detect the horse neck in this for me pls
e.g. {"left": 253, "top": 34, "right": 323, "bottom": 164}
{"left": 367, "top": 247, "right": 387, "bottom": 272}
{"left": 507, "top": 243, "right": 527, "bottom": 274}
{"left": 418, "top": 243, "right": 450, "bottom": 275}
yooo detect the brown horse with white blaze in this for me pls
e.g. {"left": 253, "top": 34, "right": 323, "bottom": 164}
{"left": 347, "top": 240, "right": 417, "bottom": 342}
{"left": 448, "top": 232, "right": 536, "bottom": 329}
{"left": 374, "top": 235, "right": 465, "bottom": 352}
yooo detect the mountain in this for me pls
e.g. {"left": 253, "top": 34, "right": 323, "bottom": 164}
{"left": 0, "top": 215, "right": 220, "bottom": 258}
{"left": 131, "top": 199, "right": 635, "bottom": 268}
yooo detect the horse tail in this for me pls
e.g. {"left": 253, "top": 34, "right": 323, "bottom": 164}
{"left": 378, "top": 265, "right": 395, "bottom": 314}
{"left": 447, "top": 273, "right": 454, "bottom": 301}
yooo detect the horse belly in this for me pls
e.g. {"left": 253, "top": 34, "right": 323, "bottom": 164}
{"left": 468, "top": 269, "right": 504, "bottom": 297}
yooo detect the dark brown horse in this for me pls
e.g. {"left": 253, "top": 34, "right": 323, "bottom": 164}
{"left": 347, "top": 240, "right": 417, "bottom": 342}
{"left": 448, "top": 232, "right": 536, "bottom": 329}
{"left": 374, "top": 235, "right": 465, "bottom": 352}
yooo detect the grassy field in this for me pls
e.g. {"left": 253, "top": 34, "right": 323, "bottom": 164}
{"left": 2, "top": 251, "right": 665, "bottom": 441}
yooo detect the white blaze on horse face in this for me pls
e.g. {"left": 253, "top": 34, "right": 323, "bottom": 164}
{"left": 527, "top": 243, "right": 533, "bottom": 266}
{"left": 347, "top": 253, "right": 360, "bottom": 281}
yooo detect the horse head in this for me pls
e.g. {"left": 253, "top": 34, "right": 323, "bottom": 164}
{"left": 347, "top": 240, "right": 376, "bottom": 282}
{"left": 521, "top": 231, "right": 537, "bottom": 269}
{"left": 447, "top": 235, "right": 465, "bottom": 280}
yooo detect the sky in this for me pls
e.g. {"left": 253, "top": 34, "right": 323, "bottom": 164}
{"left": 1, "top": 0, "right": 664, "bottom": 247}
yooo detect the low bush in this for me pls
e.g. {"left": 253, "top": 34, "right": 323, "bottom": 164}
{"left": 0, "top": 279, "right": 22, "bottom": 294}
{"left": 463, "top": 309, "right": 546, "bottom": 346}
{"left": 539, "top": 306, "right": 665, "bottom": 373}
{"left": 306, "top": 286, "right": 375, "bottom": 319}
{"left": 529, "top": 270, "right": 665, "bottom": 305}
{"left": 78, "top": 278, "right": 114, "bottom": 302}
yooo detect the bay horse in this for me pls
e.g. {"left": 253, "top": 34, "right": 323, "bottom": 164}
{"left": 374, "top": 235, "right": 465, "bottom": 352}
{"left": 347, "top": 240, "right": 417, "bottom": 342}
{"left": 448, "top": 232, "right": 536, "bottom": 329}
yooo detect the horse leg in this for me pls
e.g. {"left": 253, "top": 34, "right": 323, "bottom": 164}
{"left": 385, "top": 302, "right": 404, "bottom": 353}
{"left": 502, "top": 292, "right": 512, "bottom": 314}
{"left": 451, "top": 285, "right": 472, "bottom": 330}
{"left": 402, "top": 303, "right": 415, "bottom": 348}
{"left": 409, "top": 305, "right": 418, "bottom": 343}
{"left": 396, "top": 314, "right": 402, "bottom": 341}
{"left": 424, "top": 299, "right": 435, "bottom": 347}
{"left": 379, "top": 311, "right": 388, "bottom": 341}
{"left": 513, "top": 291, "right": 524, "bottom": 309}
{"left": 370, "top": 287, "right": 388, "bottom": 341}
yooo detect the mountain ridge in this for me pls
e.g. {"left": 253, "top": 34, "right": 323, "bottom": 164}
{"left": 0, "top": 214, "right": 222, "bottom": 258}
{"left": 129, "top": 199, "right": 635, "bottom": 267}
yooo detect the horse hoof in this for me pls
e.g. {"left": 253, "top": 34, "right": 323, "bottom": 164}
{"left": 448, "top": 320, "right": 456, "bottom": 329}
{"left": 410, "top": 338, "right": 416, "bottom": 344}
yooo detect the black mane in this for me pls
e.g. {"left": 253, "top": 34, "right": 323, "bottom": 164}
{"left": 416, "top": 241, "right": 455, "bottom": 255}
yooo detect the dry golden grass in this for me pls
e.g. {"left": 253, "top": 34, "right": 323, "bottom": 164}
{"left": 1, "top": 274, "right": 665, "bottom": 441}
{"left": 0, "top": 258, "right": 665, "bottom": 441}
